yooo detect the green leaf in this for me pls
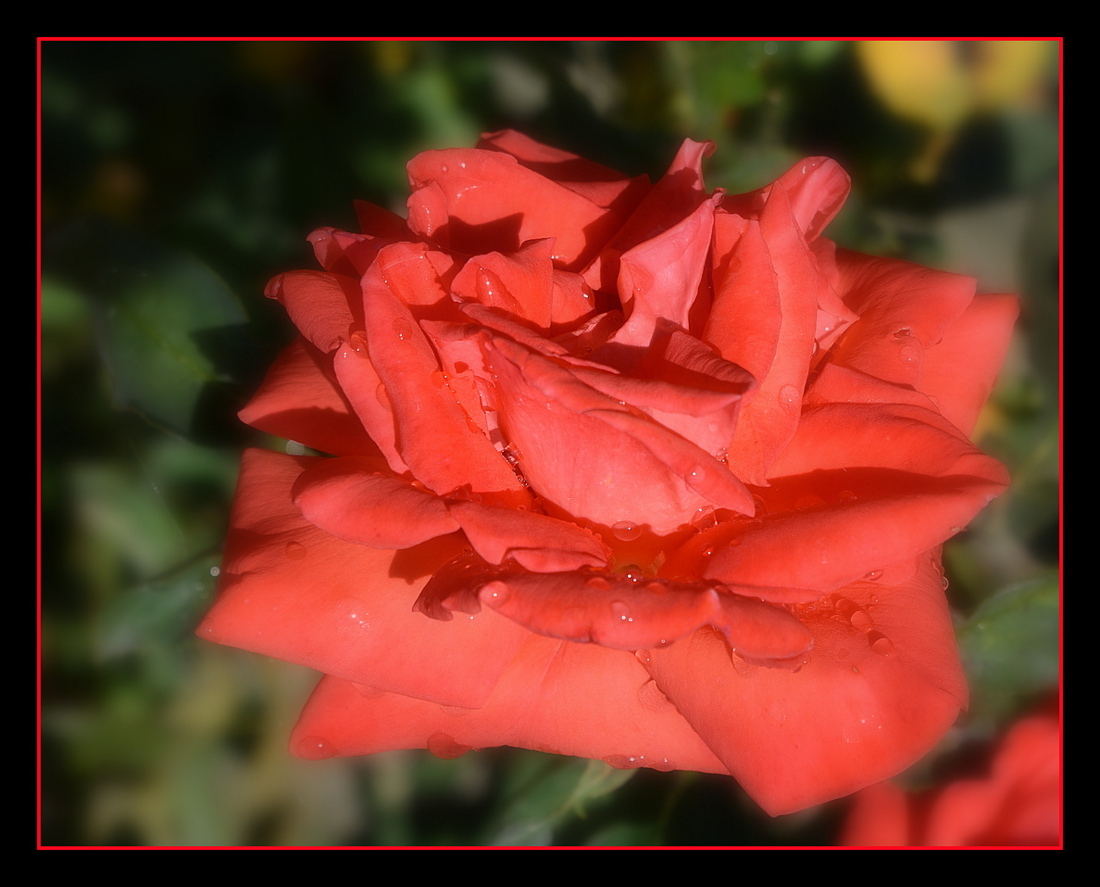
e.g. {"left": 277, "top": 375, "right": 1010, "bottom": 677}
{"left": 45, "top": 218, "right": 251, "bottom": 439}
{"left": 485, "top": 754, "right": 635, "bottom": 846}
{"left": 957, "top": 569, "right": 1060, "bottom": 733}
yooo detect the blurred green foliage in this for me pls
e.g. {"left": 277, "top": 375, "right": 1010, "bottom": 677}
{"left": 40, "top": 39, "right": 1060, "bottom": 847}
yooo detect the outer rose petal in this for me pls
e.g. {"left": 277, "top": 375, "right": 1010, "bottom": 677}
{"left": 238, "top": 336, "right": 379, "bottom": 458}
{"left": 290, "top": 634, "right": 727, "bottom": 776}
{"left": 646, "top": 550, "right": 967, "bottom": 816}
{"left": 686, "top": 403, "right": 1009, "bottom": 597}
{"left": 918, "top": 294, "right": 1020, "bottom": 436}
{"left": 199, "top": 449, "right": 528, "bottom": 708}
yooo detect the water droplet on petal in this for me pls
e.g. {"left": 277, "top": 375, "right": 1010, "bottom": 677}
{"left": 868, "top": 632, "right": 897, "bottom": 657}
{"left": 610, "top": 600, "right": 634, "bottom": 623}
{"left": 585, "top": 575, "right": 611, "bottom": 591}
{"left": 427, "top": 732, "right": 471, "bottom": 759}
{"left": 479, "top": 581, "right": 510, "bottom": 606}
{"left": 612, "top": 520, "right": 642, "bottom": 542}
{"left": 348, "top": 330, "right": 369, "bottom": 353}
{"left": 392, "top": 317, "right": 413, "bottom": 341}
{"left": 779, "top": 384, "right": 800, "bottom": 407}
{"left": 284, "top": 541, "right": 307, "bottom": 560}
{"left": 893, "top": 327, "right": 913, "bottom": 339}
{"left": 864, "top": 570, "right": 883, "bottom": 581}
{"left": 603, "top": 754, "right": 644, "bottom": 770}
{"left": 850, "top": 609, "right": 874, "bottom": 632}
{"left": 296, "top": 735, "right": 337, "bottom": 759}
{"left": 837, "top": 489, "right": 858, "bottom": 502}
{"left": 898, "top": 343, "right": 920, "bottom": 364}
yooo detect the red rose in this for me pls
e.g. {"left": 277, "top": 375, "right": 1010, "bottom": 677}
{"left": 197, "top": 131, "right": 1016, "bottom": 816}
{"left": 842, "top": 707, "right": 1061, "bottom": 846}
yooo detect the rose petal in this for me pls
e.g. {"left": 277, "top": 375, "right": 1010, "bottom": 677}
{"left": 198, "top": 449, "right": 528, "bottom": 708}
{"left": 406, "top": 147, "right": 633, "bottom": 270}
{"left": 706, "top": 183, "right": 823, "bottom": 486}
{"left": 918, "top": 294, "right": 1020, "bottom": 436}
{"left": 830, "top": 249, "right": 977, "bottom": 388}
{"left": 238, "top": 336, "right": 378, "bottom": 458}
{"left": 646, "top": 550, "right": 967, "bottom": 815}
{"left": 482, "top": 334, "right": 754, "bottom": 531}
{"left": 264, "top": 270, "right": 361, "bottom": 354}
{"left": 478, "top": 129, "right": 650, "bottom": 213}
{"left": 292, "top": 456, "right": 460, "bottom": 549}
{"left": 475, "top": 567, "right": 812, "bottom": 662}
{"left": 451, "top": 239, "right": 557, "bottom": 329}
{"left": 693, "top": 403, "right": 1009, "bottom": 596}
{"left": 358, "top": 263, "right": 529, "bottom": 507}
{"left": 290, "top": 635, "right": 727, "bottom": 776}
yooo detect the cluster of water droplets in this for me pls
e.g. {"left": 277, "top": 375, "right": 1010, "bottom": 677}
{"left": 798, "top": 590, "right": 898, "bottom": 663}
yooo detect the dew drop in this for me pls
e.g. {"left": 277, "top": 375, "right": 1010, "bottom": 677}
{"left": 612, "top": 520, "right": 642, "bottom": 542}
{"left": 837, "top": 489, "right": 858, "bottom": 502}
{"left": 850, "top": 609, "right": 874, "bottom": 632}
{"left": 690, "top": 506, "right": 717, "bottom": 530}
{"left": 868, "top": 632, "right": 897, "bottom": 657}
{"left": 440, "top": 164, "right": 449, "bottom": 173}
{"left": 611, "top": 600, "right": 634, "bottom": 623}
{"left": 209, "top": 566, "right": 221, "bottom": 578}
{"left": 714, "top": 447, "right": 729, "bottom": 465}
{"left": 603, "top": 754, "right": 644, "bottom": 770}
{"left": 479, "top": 581, "right": 510, "bottom": 606}
{"left": 941, "top": 576, "right": 950, "bottom": 590}
{"left": 284, "top": 541, "right": 307, "bottom": 560}
{"left": 348, "top": 330, "right": 369, "bottom": 354}
{"left": 427, "top": 732, "right": 471, "bottom": 759}
{"left": 892, "top": 327, "right": 912, "bottom": 339}
{"left": 392, "top": 317, "right": 413, "bottom": 341}
{"left": 585, "top": 575, "right": 611, "bottom": 591}
{"left": 898, "top": 344, "right": 920, "bottom": 364}
{"left": 864, "top": 570, "right": 883, "bottom": 581}
{"left": 296, "top": 735, "right": 337, "bottom": 760}
{"left": 459, "top": 161, "right": 466, "bottom": 169}
{"left": 779, "top": 384, "right": 800, "bottom": 407}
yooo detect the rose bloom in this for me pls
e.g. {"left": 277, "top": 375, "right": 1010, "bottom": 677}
{"left": 198, "top": 131, "right": 1016, "bottom": 816}
{"left": 842, "top": 708, "right": 1061, "bottom": 846}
